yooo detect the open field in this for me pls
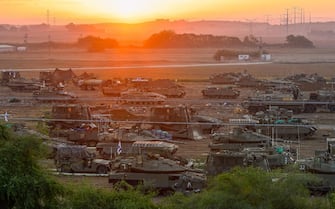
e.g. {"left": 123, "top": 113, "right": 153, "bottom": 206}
{"left": 1, "top": 47, "right": 335, "bottom": 80}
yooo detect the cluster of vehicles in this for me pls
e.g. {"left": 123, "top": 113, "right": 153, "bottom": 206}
{"left": 2, "top": 69, "right": 335, "bottom": 195}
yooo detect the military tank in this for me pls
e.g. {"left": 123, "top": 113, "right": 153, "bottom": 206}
{"left": 108, "top": 153, "right": 206, "bottom": 193}
{"left": 251, "top": 107, "right": 317, "bottom": 140}
{"left": 33, "top": 87, "right": 77, "bottom": 103}
{"left": 7, "top": 79, "right": 41, "bottom": 92}
{"left": 118, "top": 89, "right": 166, "bottom": 105}
{"left": 297, "top": 138, "right": 335, "bottom": 195}
{"left": 206, "top": 127, "right": 296, "bottom": 176}
{"left": 202, "top": 86, "right": 240, "bottom": 99}
{"left": 209, "top": 127, "right": 273, "bottom": 151}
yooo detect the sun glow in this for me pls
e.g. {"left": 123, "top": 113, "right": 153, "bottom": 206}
{"left": 85, "top": 0, "right": 158, "bottom": 22}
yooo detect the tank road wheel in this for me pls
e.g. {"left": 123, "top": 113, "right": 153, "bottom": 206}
{"left": 97, "top": 165, "right": 108, "bottom": 174}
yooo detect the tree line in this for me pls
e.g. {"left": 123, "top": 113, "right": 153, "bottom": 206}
{"left": 19, "top": 30, "right": 315, "bottom": 51}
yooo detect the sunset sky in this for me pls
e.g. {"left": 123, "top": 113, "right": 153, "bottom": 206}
{"left": 1, "top": 0, "right": 335, "bottom": 25}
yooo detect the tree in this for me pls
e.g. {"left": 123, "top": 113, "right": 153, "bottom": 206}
{"left": 159, "top": 167, "right": 330, "bottom": 209}
{"left": 286, "top": 35, "right": 315, "bottom": 48}
{"left": 144, "top": 30, "right": 243, "bottom": 48}
{"left": 0, "top": 124, "right": 64, "bottom": 209}
{"left": 77, "top": 35, "right": 118, "bottom": 52}
{"left": 68, "top": 184, "right": 157, "bottom": 209}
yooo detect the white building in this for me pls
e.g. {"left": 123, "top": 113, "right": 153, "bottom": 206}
{"left": 0, "top": 45, "right": 16, "bottom": 53}
{"left": 238, "top": 54, "right": 250, "bottom": 61}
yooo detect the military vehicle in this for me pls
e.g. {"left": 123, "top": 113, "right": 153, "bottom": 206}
{"left": 209, "top": 72, "right": 239, "bottom": 84}
{"left": 151, "top": 87, "right": 186, "bottom": 98}
{"left": 243, "top": 88, "right": 335, "bottom": 113}
{"left": 108, "top": 153, "right": 206, "bottom": 193}
{"left": 1, "top": 71, "right": 21, "bottom": 84}
{"left": 66, "top": 123, "right": 102, "bottom": 146}
{"left": 48, "top": 104, "right": 91, "bottom": 130}
{"left": 144, "top": 79, "right": 186, "bottom": 98}
{"left": 7, "top": 79, "right": 41, "bottom": 92}
{"left": 96, "top": 140, "right": 179, "bottom": 160}
{"left": 206, "top": 127, "right": 296, "bottom": 176}
{"left": 206, "top": 146, "right": 295, "bottom": 176}
{"left": 209, "top": 128, "right": 273, "bottom": 150}
{"left": 77, "top": 79, "right": 103, "bottom": 90}
{"left": 102, "top": 85, "right": 127, "bottom": 96}
{"left": 202, "top": 86, "right": 240, "bottom": 99}
{"left": 54, "top": 145, "right": 112, "bottom": 174}
{"left": 250, "top": 107, "right": 317, "bottom": 140}
{"left": 101, "top": 79, "right": 128, "bottom": 96}
{"left": 119, "top": 89, "right": 166, "bottom": 105}
{"left": 149, "top": 105, "right": 203, "bottom": 140}
{"left": 310, "top": 90, "right": 335, "bottom": 101}
{"left": 33, "top": 87, "right": 77, "bottom": 103}
{"left": 297, "top": 138, "right": 335, "bottom": 195}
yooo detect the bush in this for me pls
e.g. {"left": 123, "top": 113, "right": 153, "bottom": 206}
{"left": 159, "top": 167, "right": 330, "bottom": 209}
{"left": 0, "top": 125, "right": 65, "bottom": 209}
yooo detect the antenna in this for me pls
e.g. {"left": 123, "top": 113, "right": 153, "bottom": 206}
{"left": 46, "top": 9, "right": 50, "bottom": 26}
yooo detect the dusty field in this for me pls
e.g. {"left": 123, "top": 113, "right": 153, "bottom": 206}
{"left": 2, "top": 47, "right": 335, "bottom": 80}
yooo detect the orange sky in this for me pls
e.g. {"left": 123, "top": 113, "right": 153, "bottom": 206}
{"left": 1, "top": 0, "right": 335, "bottom": 24}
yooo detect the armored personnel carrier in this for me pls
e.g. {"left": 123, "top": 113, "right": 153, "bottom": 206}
{"left": 109, "top": 153, "right": 206, "bottom": 193}
{"left": 202, "top": 86, "right": 240, "bottom": 99}
{"left": 119, "top": 89, "right": 166, "bottom": 105}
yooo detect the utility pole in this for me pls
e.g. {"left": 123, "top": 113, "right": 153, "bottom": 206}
{"left": 293, "top": 7, "right": 297, "bottom": 24}
{"left": 245, "top": 19, "right": 255, "bottom": 36}
{"left": 46, "top": 9, "right": 50, "bottom": 26}
{"left": 286, "top": 8, "right": 289, "bottom": 36}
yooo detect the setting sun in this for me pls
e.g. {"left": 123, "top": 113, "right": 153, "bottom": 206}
{"left": 81, "top": 0, "right": 161, "bottom": 23}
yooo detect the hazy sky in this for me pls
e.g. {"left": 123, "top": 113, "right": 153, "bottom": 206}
{"left": 1, "top": 0, "right": 335, "bottom": 24}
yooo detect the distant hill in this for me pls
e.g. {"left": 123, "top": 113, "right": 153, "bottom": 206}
{"left": 1, "top": 20, "right": 335, "bottom": 47}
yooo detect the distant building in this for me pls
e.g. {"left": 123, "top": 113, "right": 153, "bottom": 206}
{"left": 238, "top": 54, "right": 250, "bottom": 61}
{"left": 261, "top": 54, "right": 272, "bottom": 61}
{"left": 16, "top": 46, "right": 27, "bottom": 52}
{"left": 0, "top": 45, "right": 16, "bottom": 53}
